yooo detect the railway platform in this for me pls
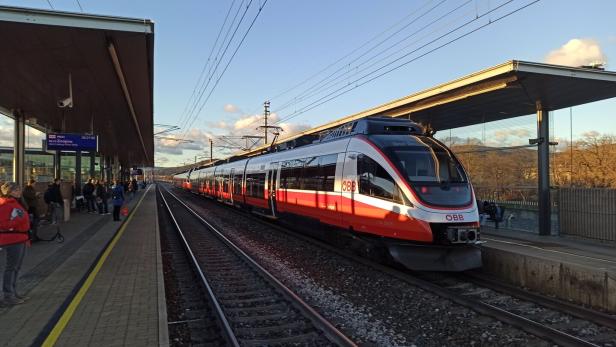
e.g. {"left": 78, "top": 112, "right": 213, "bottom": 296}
{"left": 0, "top": 185, "right": 168, "bottom": 347}
{"left": 480, "top": 227, "right": 616, "bottom": 313}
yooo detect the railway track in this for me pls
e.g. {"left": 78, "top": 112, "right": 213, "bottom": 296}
{"left": 167, "top": 185, "right": 616, "bottom": 347}
{"left": 158, "top": 186, "right": 356, "bottom": 347}
{"left": 159, "top": 192, "right": 227, "bottom": 345}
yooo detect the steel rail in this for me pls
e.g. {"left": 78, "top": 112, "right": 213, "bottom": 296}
{"left": 158, "top": 188, "right": 240, "bottom": 347}
{"left": 171, "top": 187, "right": 601, "bottom": 347}
{"left": 161, "top": 185, "right": 357, "bottom": 347}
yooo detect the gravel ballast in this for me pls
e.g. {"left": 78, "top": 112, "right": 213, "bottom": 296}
{"left": 173, "top": 188, "right": 549, "bottom": 346}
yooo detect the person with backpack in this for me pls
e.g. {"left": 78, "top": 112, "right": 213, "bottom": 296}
{"left": 0, "top": 182, "right": 31, "bottom": 305}
{"left": 111, "top": 179, "right": 125, "bottom": 222}
{"left": 22, "top": 179, "right": 39, "bottom": 241}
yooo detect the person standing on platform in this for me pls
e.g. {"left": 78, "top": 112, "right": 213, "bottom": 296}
{"left": 51, "top": 178, "right": 63, "bottom": 224}
{"left": 0, "top": 182, "right": 31, "bottom": 306}
{"left": 83, "top": 178, "right": 95, "bottom": 213}
{"left": 111, "top": 179, "right": 124, "bottom": 222}
{"left": 94, "top": 180, "right": 104, "bottom": 214}
{"left": 22, "top": 179, "right": 39, "bottom": 241}
{"left": 100, "top": 180, "right": 110, "bottom": 215}
{"left": 122, "top": 180, "right": 129, "bottom": 201}
{"left": 132, "top": 177, "right": 138, "bottom": 193}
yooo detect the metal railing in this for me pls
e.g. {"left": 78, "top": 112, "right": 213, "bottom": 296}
{"left": 558, "top": 188, "right": 616, "bottom": 241}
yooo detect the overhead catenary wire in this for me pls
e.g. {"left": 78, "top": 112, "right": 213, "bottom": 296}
{"left": 266, "top": 0, "right": 442, "bottom": 103}
{"left": 180, "top": 0, "right": 247, "bottom": 131}
{"left": 222, "top": 0, "right": 446, "bottom": 147}
{"left": 181, "top": 0, "right": 268, "bottom": 141}
{"left": 179, "top": 0, "right": 247, "bottom": 132}
{"left": 180, "top": 0, "right": 264, "bottom": 140}
{"left": 236, "top": 0, "right": 475, "bottom": 135}
{"left": 272, "top": 0, "right": 539, "bottom": 127}
{"left": 184, "top": 0, "right": 537, "bottom": 160}
{"left": 273, "top": 0, "right": 474, "bottom": 116}
{"left": 177, "top": 0, "right": 238, "bottom": 131}
{"left": 46, "top": 0, "right": 54, "bottom": 9}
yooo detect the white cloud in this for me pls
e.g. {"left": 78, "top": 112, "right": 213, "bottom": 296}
{"left": 224, "top": 103, "right": 240, "bottom": 113}
{"left": 156, "top": 108, "right": 311, "bottom": 166}
{"left": 545, "top": 38, "right": 607, "bottom": 67}
{"left": 155, "top": 127, "right": 212, "bottom": 155}
{"left": 581, "top": 130, "right": 600, "bottom": 138}
{"left": 234, "top": 113, "right": 263, "bottom": 130}
{"left": 483, "top": 128, "right": 532, "bottom": 147}
{"left": 155, "top": 156, "right": 169, "bottom": 165}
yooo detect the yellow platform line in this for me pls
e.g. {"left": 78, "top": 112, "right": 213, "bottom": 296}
{"left": 42, "top": 185, "right": 152, "bottom": 347}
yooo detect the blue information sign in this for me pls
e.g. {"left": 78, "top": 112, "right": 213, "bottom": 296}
{"left": 46, "top": 133, "right": 98, "bottom": 152}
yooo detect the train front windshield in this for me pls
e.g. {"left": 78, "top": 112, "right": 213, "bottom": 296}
{"left": 371, "top": 135, "right": 472, "bottom": 207}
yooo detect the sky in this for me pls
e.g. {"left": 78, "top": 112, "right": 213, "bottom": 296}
{"left": 1, "top": 0, "right": 615, "bottom": 167}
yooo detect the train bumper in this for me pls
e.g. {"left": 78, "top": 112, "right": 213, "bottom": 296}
{"left": 387, "top": 243, "right": 482, "bottom": 272}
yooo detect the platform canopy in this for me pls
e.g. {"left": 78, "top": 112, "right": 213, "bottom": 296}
{"left": 240, "top": 60, "right": 616, "bottom": 157}
{"left": 0, "top": 6, "right": 154, "bottom": 166}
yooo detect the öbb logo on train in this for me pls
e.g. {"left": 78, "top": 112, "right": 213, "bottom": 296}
{"left": 445, "top": 214, "right": 465, "bottom": 221}
{"left": 341, "top": 180, "right": 356, "bottom": 192}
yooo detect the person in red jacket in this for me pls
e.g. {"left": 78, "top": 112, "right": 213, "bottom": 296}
{"left": 0, "top": 182, "right": 31, "bottom": 305}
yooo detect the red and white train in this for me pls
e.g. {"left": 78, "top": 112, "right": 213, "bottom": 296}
{"left": 173, "top": 118, "right": 481, "bottom": 271}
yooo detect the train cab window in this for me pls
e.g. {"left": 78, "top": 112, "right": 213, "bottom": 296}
{"left": 370, "top": 134, "right": 471, "bottom": 207}
{"left": 357, "top": 154, "right": 403, "bottom": 203}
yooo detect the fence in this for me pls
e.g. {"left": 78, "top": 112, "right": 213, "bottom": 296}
{"left": 558, "top": 188, "right": 616, "bottom": 241}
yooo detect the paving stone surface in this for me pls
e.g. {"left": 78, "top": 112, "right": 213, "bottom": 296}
{"left": 0, "top": 186, "right": 166, "bottom": 347}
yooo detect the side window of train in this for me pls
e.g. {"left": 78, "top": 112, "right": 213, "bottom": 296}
{"left": 319, "top": 154, "right": 337, "bottom": 192}
{"left": 233, "top": 173, "right": 242, "bottom": 195}
{"left": 281, "top": 159, "right": 302, "bottom": 189}
{"left": 301, "top": 157, "right": 319, "bottom": 190}
{"left": 222, "top": 171, "right": 229, "bottom": 193}
{"left": 246, "top": 172, "right": 266, "bottom": 198}
{"left": 357, "top": 154, "right": 403, "bottom": 203}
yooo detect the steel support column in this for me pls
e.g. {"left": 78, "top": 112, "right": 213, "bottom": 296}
{"left": 106, "top": 156, "right": 112, "bottom": 182}
{"left": 54, "top": 150, "right": 61, "bottom": 180}
{"left": 89, "top": 151, "right": 95, "bottom": 178}
{"left": 75, "top": 151, "right": 82, "bottom": 193}
{"left": 12, "top": 111, "right": 25, "bottom": 187}
{"left": 102, "top": 156, "right": 106, "bottom": 181}
{"left": 537, "top": 104, "right": 551, "bottom": 236}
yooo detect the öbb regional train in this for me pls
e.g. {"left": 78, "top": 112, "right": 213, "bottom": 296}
{"left": 173, "top": 118, "right": 482, "bottom": 271}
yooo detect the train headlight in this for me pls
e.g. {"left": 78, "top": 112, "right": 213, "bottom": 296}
{"left": 446, "top": 227, "right": 478, "bottom": 244}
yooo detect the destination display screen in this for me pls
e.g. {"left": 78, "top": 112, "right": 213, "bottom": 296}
{"left": 46, "top": 133, "right": 98, "bottom": 152}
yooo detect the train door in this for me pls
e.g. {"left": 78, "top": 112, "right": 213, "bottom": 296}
{"left": 340, "top": 151, "right": 358, "bottom": 227}
{"left": 267, "top": 162, "right": 279, "bottom": 217}
{"left": 229, "top": 169, "right": 235, "bottom": 203}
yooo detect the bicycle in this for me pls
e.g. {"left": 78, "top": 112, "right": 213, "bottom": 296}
{"left": 33, "top": 208, "right": 65, "bottom": 243}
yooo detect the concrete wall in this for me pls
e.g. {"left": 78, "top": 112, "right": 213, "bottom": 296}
{"left": 481, "top": 247, "right": 616, "bottom": 313}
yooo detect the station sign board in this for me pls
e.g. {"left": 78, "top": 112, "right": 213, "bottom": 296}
{"left": 46, "top": 133, "right": 98, "bottom": 152}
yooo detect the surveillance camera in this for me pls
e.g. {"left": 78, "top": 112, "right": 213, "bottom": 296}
{"left": 57, "top": 97, "right": 73, "bottom": 108}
